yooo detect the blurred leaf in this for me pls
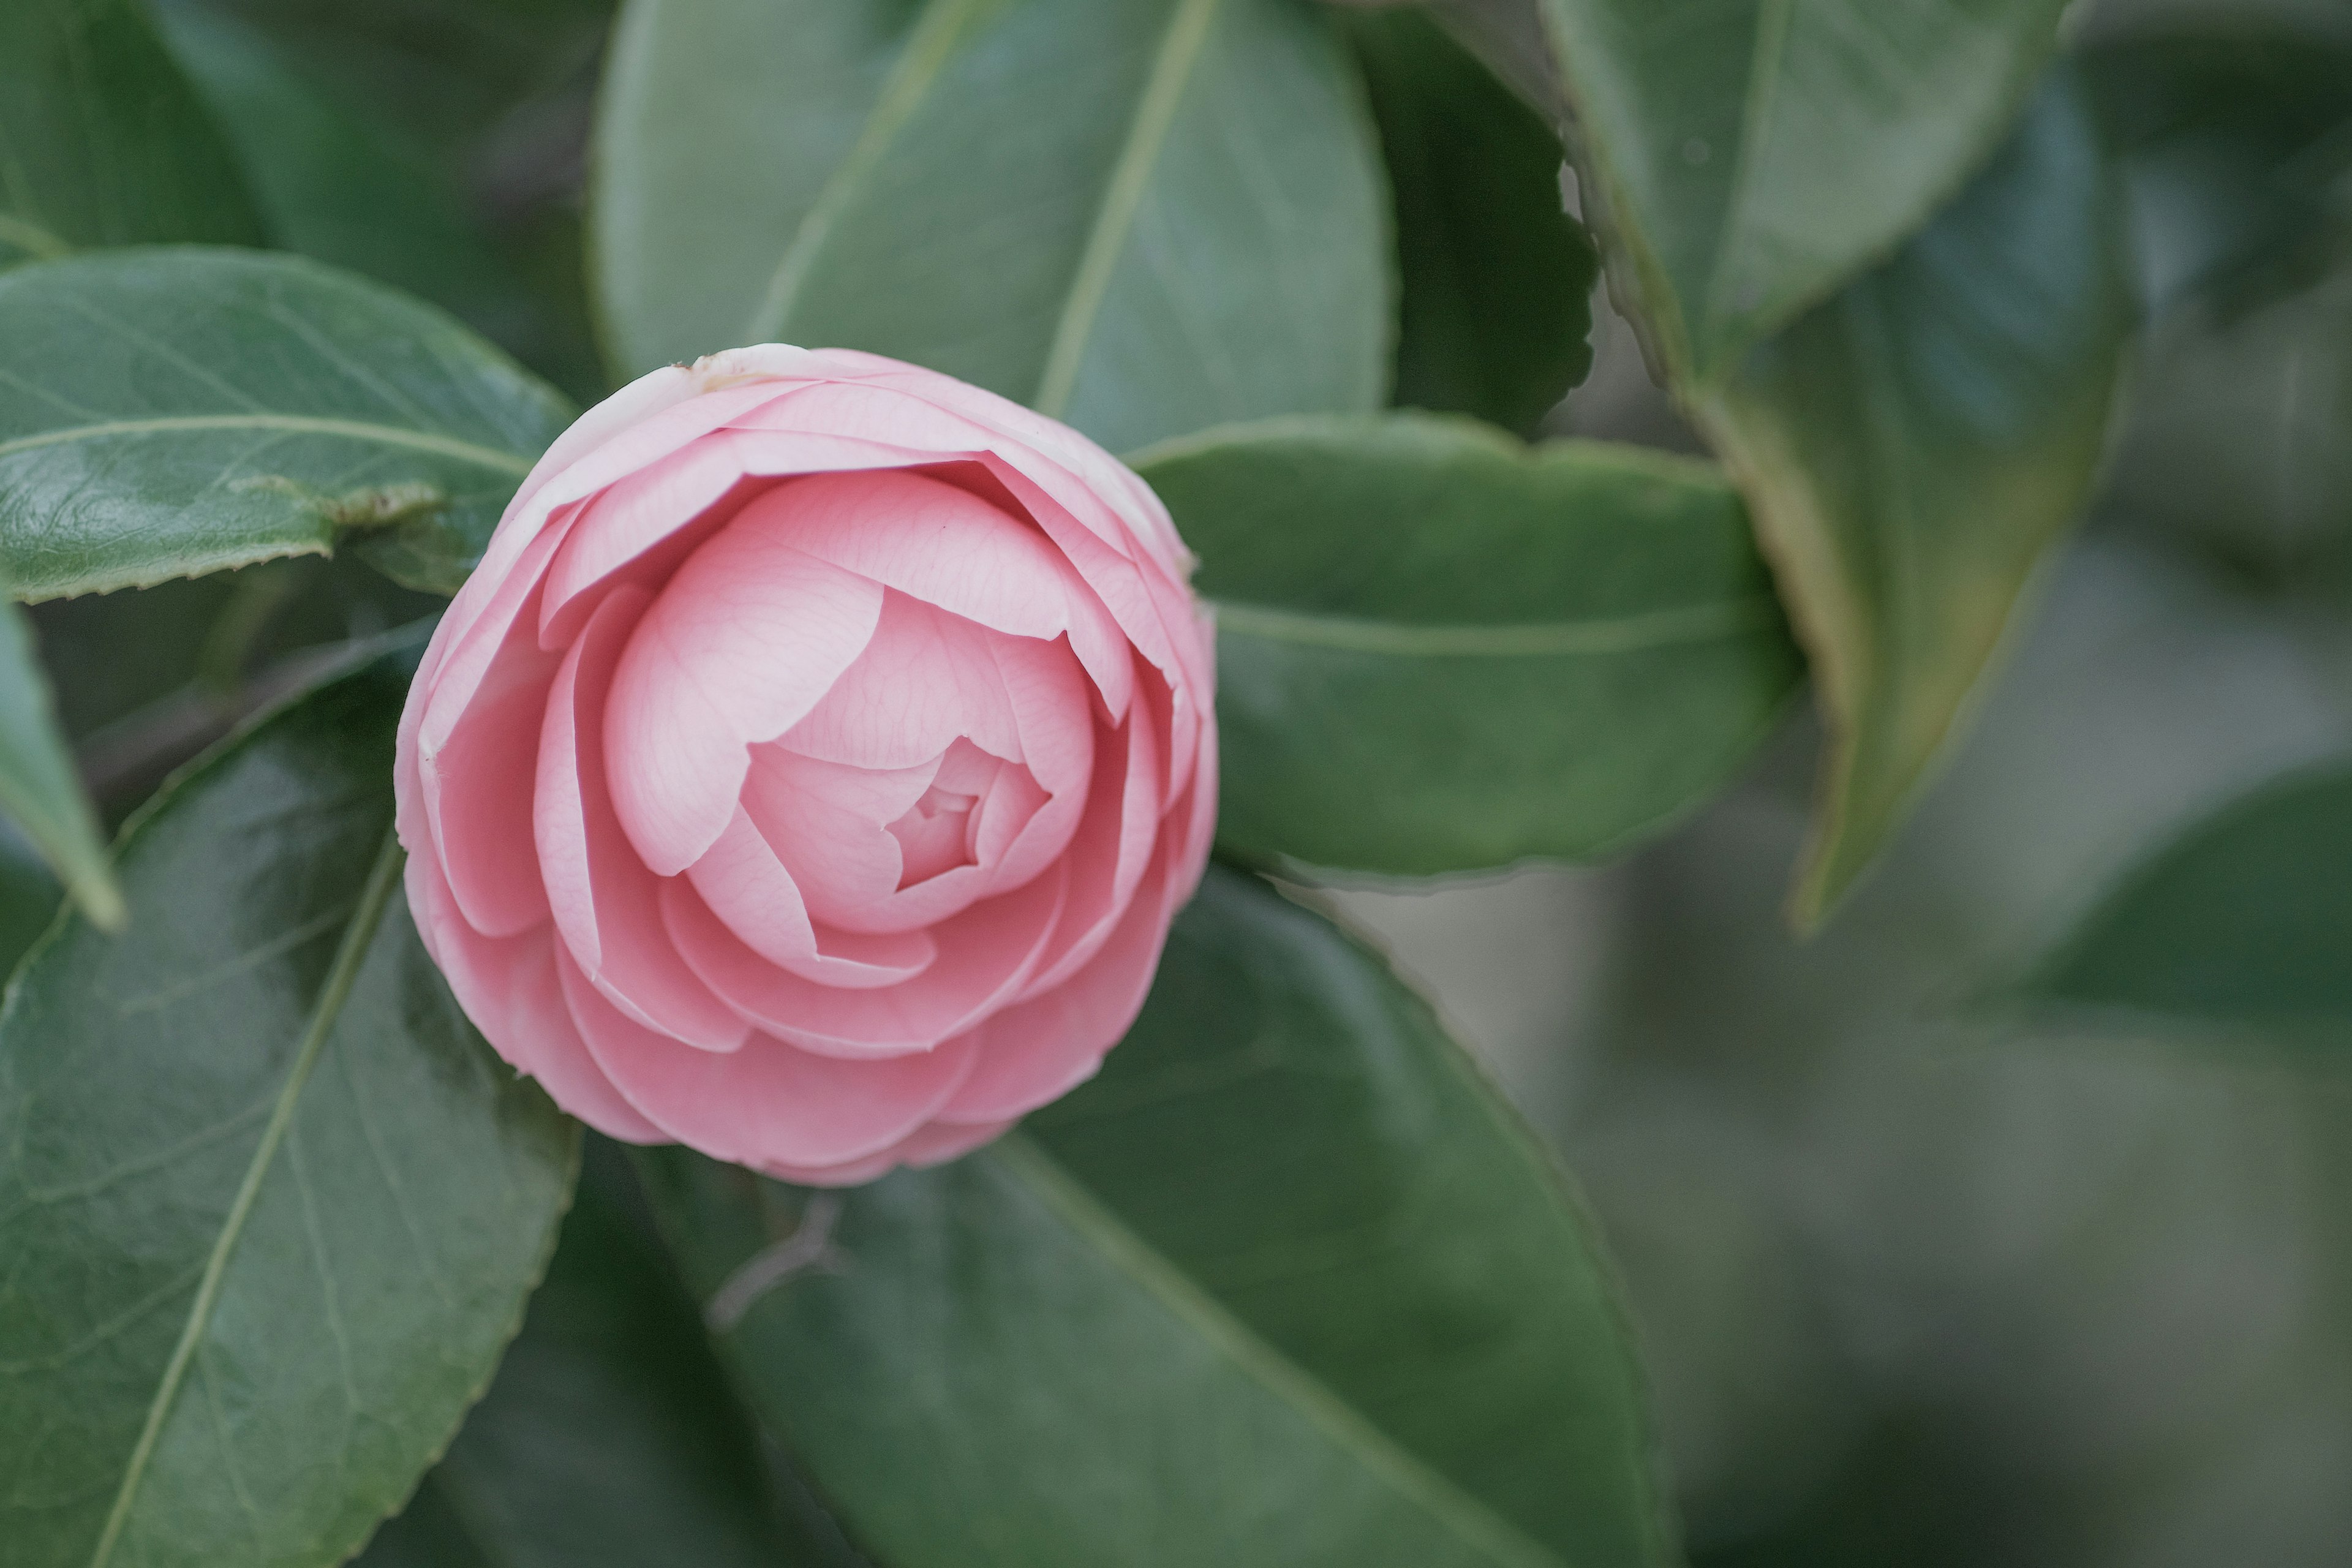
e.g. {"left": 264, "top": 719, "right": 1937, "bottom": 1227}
{"left": 154, "top": 6, "right": 537, "bottom": 334}
{"left": 0, "top": 248, "right": 573, "bottom": 600}
{"left": 0, "top": 0, "right": 263, "bottom": 267}
{"left": 187, "top": 0, "right": 612, "bottom": 157}
{"left": 593, "top": 0, "right": 1390, "bottom": 454}
{"left": 1136, "top": 412, "right": 1800, "bottom": 876}
{"left": 1344, "top": 7, "right": 1597, "bottom": 435}
{"left": 356, "top": 1151, "right": 840, "bottom": 1568}
{"left": 2103, "top": 262, "right": 2352, "bottom": 581}
{"left": 0, "top": 606, "right": 120, "bottom": 926}
{"left": 1534, "top": 0, "right": 2070, "bottom": 383}
{"left": 1691, "top": 77, "right": 2133, "bottom": 924}
{"left": 2084, "top": 28, "right": 2352, "bottom": 312}
{"left": 1419, "top": 0, "right": 1570, "bottom": 125}
{"left": 0, "top": 820, "right": 63, "bottom": 976}
{"left": 0, "top": 647, "right": 581, "bottom": 1568}
{"left": 2016, "top": 761, "right": 2352, "bottom": 1041}
{"left": 639, "top": 866, "right": 1672, "bottom": 1568}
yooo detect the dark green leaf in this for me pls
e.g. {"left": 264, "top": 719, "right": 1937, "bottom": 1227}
{"left": 356, "top": 1149, "right": 838, "bottom": 1568}
{"left": 592, "top": 0, "right": 1391, "bottom": 454}
{"left": 0, "top": 247, "right": 573, "bottom": 600}
{"left": 639, "top": 866, "right": 1672, "bottom": 1568}
{"left": 0, "top": 647, "right": 580, "bottom": 1568}
{"left": 1345, "top": 7, "right": 1597, "bottom": 435}
{"left": 2015, "top": 761, "right": 2352, "bottom": 1042}
{"left": 154, "top": 6, "right": 535, "bottom": 336}
{"left": 1136, "top": 412, "right": 1799, "bottom": 876}
{"left": 0, "top": 605, "right": 120, "bottom": 925}
{"left": 0, "top": 823, "right": 62, "bottom": 976}
{"left": 1690, "top": 75, "right": 2133, "bottom": 924}
{"left": 1536, "top": 0, "right": 2071, "bottom": 383}
{"left": 0, "top": 0, "right": 263, "bottom": 267}
{"left": 2083, "top": 28, "right": 2352, "bottom": 312}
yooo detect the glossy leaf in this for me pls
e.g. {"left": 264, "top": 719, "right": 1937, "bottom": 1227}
{"left": 0, "top": 247, "right": 573, "bottom": 600}
{"left": 0, "top": 605, "right": 121, "bottom": 925}
{"left": 1345, "top": 7, "right": 1597, "bottom": 435}
{"left": 592, "top": 0, "right": 1390, "bottom": 454}
{"left": 357, "top": 1151, "right": 837, "bottom": 1568}
{"left": 0, "top": 0, "right": 263, "bottom": 268}
{"left": 1139, "top": 413, "right": 1798, "bottom": 875}
{"left": 639, "top": 866, "right": 1672, "bottom": 1568}
{"left": 2016, "top": 761, "right": 2352, "bottom": 1042}
{"left": 1689, "top": 77, "right": 2133, "bottom": 924}
{"left": 0, "top": 648, "right": 580, "bottom": 1568}
{"left": 1536, "top": 0, "right": 2071, "bottom": 383}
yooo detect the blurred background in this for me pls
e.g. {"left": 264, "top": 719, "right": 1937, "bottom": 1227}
{"left": 19, "top": 0, "right": 2352, "bottom": 1559}
{"left": 1335, "top": 7, "right": 2352, "bottom": 1544}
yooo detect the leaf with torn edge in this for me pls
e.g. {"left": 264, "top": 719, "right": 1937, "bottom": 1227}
{"left": 0, "top": 247, "right": 573, "bottom": 600}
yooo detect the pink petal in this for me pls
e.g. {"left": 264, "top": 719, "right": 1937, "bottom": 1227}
{"left": 419, "top": 612, "right": 559, "bottom": 938}
{"left": 938, "top": 848, "right": 1174, "bottom": 1126}
{"left": 751, "top": 468, "right": 1073, "bottom": 641}
{"left": 404, "top": 852, "right": 668, "bottom": 1142}
{"left": 780, "top": 592, "right": 1021, "bottom": 772}
{"left": 605, "top": 528, "right": 884, "bottom": 875}
{"left": 537, "top": 435, "right": 751, "bottom": 649}
{"left": 686, "top": 805, "right": 936, "bottom": 989}
{"left": 759, "top": 1115, "right": 1009, "bottom": 1186}
{"left": 660, "top": 860, "right": 1067, "bottom": 1057}
{"left": 560, "top": 948, "right": 980, "bottom": 1170}
{"left": 537, "top": 586, "right": 752, "bottom": 1051}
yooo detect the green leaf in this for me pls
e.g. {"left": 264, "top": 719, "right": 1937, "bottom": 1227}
{"left": 1344, "top": 7, "right": 1597, "bottom": 435}
{"left": 592, "top": 0, "right": 1391, "bottom": 454}
{"left": 0, "top": 0, "right": 264, "bottom": 268}
{"left": 1535, "top": 0, "right": 2071, "bottom": 383}
{"left": 0, "top": 247, "right": 573, "bottom": 600}
{"left": 1689, "top": 75, "right": 2133, "bottom": 925}
{"left": 1137, "top": 412, "right": 1800, "bottom": 876}
{"left": 2014, "top": 761, "right": 2352, "bottom": 1044}
{"left": 356, "top": 1149, "right": 840, "bottom": 1568}
{"left": 0, "top": 820, "right": 64, "bottom": 975}
{"left": 2083, "top": 26, "right": 2352, "bottom": 312}
{"left": 0, "top": 646, "right": 581, "bottom": 1568}
{"left": 0, "top": 605, "right": 121, "bottom": 926}
{"left": 153, "top": 6, "right": 537, "bottom": 337}
{"left": 639, "top": 866, "right": 1673, "bottom": 1568}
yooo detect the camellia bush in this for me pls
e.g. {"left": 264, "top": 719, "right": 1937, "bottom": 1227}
{"left": 1, "top": 0, "right": 2346, "bottom": 1564}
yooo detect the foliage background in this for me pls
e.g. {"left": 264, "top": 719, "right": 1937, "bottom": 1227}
{"left": 1, "top": 0, "right": 2349, "bottom": 1561}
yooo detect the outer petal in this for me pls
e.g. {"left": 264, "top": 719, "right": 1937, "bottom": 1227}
{"left": 537, "top": 587, "right": 752, "bottom": 1050}
{"left": 560, "top": 946, "right": 979, "bottom": 1171}
{"left": 404, "top": 851, "right": 667, "bottom": 1143}
{"left": 938, "top": 848, "right": 1175, "bottom": 1126}
{"left": 760, "top": 1116, "right": 1009, "bottom": 1187}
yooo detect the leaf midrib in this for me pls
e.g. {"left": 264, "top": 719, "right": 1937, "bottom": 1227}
{"left": 86, "top": 831, "right": 407, "bottom": 1568}
{"left": 0, "top": 413, "right": 535, "bottom": 474}
{"left": 989, "top": 1134, "right": 1564, "bottom": 1568}
{"left": 1033, "top": 0, "right": 1225, "bottom": 417}
{"left": 751, "top": 0, "right": 1229, "bottom": 412}
{"left": 747, "top": 0, "right": 987, "bottom": 342}
{"left": 1212, "top": 594, "right": 1782, "bottom": 657}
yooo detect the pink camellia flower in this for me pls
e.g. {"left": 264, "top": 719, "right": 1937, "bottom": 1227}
{"left": 394, "top": 347, "right": 1216, "bottom": 1184}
